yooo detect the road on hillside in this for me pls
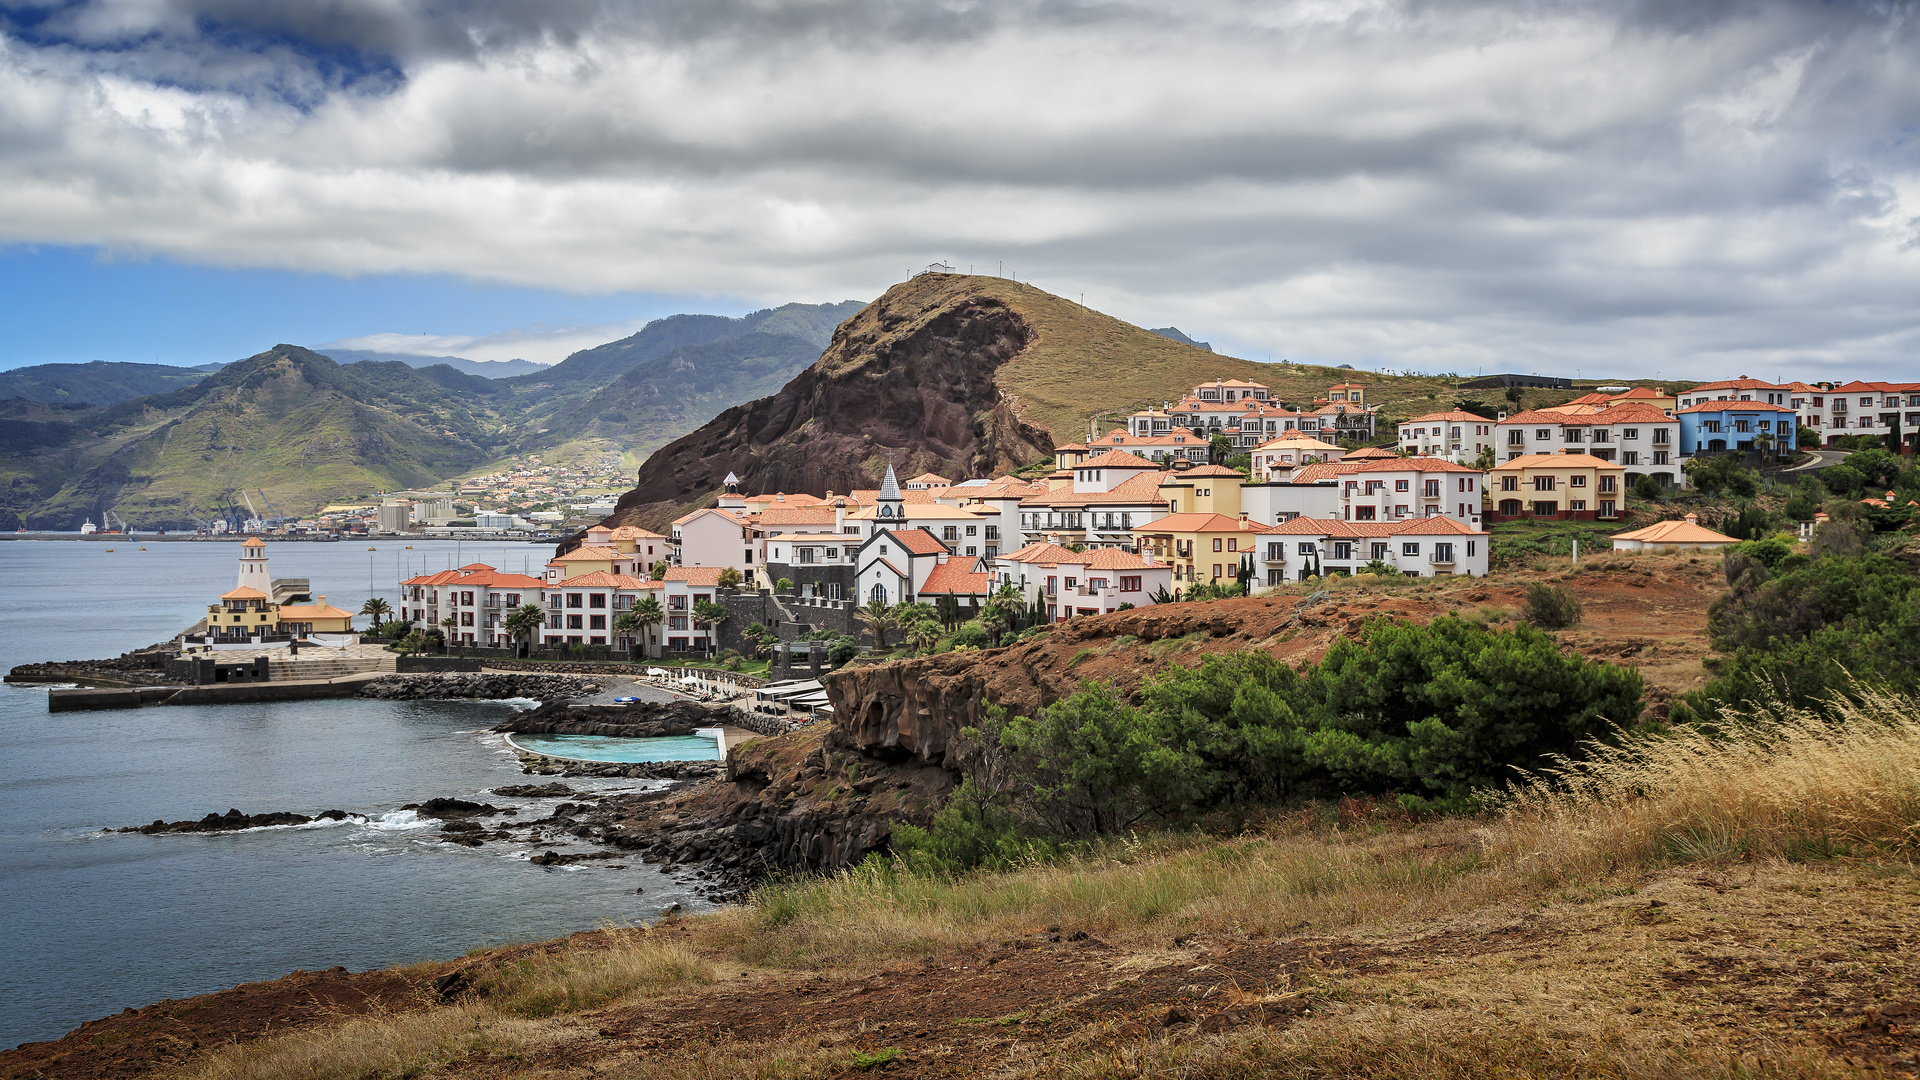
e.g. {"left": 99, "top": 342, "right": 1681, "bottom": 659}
{"left": 1785, "top": 449, "right": 1851, "bottom": 472}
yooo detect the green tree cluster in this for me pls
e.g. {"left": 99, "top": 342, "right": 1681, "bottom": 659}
{"left": 1674, "top": 546, "right": 1920, "bottom": 723}
{"left": 976, "top": 617, "right": 1643, "bottom": 838}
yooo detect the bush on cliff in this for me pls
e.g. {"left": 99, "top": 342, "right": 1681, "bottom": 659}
{"left": 975, "top": 616, "right": 1643, "bottom": 839}
{"left": 1673, "top": 550, "right": 1920, "bottom": 723}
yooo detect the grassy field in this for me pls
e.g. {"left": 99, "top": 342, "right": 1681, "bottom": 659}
{"left": 108, "top": 687, "right": 1920, "bottom": 1080}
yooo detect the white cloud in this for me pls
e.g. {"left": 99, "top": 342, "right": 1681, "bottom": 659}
{"left": 2, "top": 0, "right": 1918, "bottom": 377}
{"left": 317, "top": 318, "right": 653, "bottom": 364}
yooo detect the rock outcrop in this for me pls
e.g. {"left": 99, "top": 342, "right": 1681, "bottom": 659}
{"left": 493, "top": 698, "right": 728, "bottom": 736}
{"left": 605, "top": 276, "right": 1054, "bottom": 531}
{"left": 122, "top": 808, "right": 356, "bottom": 834}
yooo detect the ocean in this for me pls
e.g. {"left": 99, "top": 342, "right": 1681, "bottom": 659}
{"left": 0, "top": 538, "right": 705, "bottom": 1049}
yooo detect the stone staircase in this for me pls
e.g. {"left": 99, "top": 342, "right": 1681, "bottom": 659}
{"left": 266, "top": 655, "right": 397, "bottom": 681}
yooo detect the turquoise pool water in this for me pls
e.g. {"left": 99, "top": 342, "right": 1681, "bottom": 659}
{"left": 507, "top": 733, "right": 723, "bottom": 763}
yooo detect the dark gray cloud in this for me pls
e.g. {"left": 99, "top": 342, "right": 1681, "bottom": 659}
{"left": 1, "top": 0, "right": 1917, "bottom": 377}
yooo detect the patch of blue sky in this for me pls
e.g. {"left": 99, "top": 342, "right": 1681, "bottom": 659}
{"left": 0, "top": 245, "right": 741, "bottom": 370}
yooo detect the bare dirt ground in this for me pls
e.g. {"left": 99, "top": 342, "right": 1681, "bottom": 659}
{"left": 8, "top": 859, "right": 1916, "bottom": 1079}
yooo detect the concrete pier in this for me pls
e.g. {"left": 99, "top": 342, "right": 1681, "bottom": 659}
{"left": 48, "top": 672, "right": 386, "bottom": 712}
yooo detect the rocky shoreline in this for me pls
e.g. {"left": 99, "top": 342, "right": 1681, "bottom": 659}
{"left": 356, "top": 672, "right": 606, "bottom": 700}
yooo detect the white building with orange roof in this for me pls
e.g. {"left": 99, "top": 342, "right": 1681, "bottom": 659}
{"left": 844, "top": 465, "right": 987, "bottom": 549}
{"left": 1017, "top": 450, "right": 1171, "bottom": 549}
{"left": 917, "top": 554, "right": 996, "bottom": 615}
{"left": 1396, "top": 411, "right": 1498, "bottom": 463}
{"left": 1497, "top": 405, "right": 1681, "bottom": 485}
{"left": 763, "top": 533, "right": 857, "bottom": 602}
{"left": 400, "top": 563, "right": 546, "bottom": 646}
{"left": 902, "top": 472, "right": 951, "bottom": 490}
{"left": 1813, "top": 382, "right": 1920, "bottom": 448}
{"left": 1190, "top": 377, "right": 1271, "bottom": 402}
{"left": 994, "top": 541, "right": 1173, "bottom": 619}
{"left": 1251, "top": 431, "right": 1346, "bottom": 479}
{"left": 1089, "top": 426, "right": 1211, "bottom": 464}
{"left": 855, "top": 525, "right": 950, "bottom": 607}
{"left": 539, "top": 570, "right": 661, "bottom": 651}
{"left": 1258, "top": 515, "right": 1487, "bottom": 582}
{"left": 1334, "top": 457, "right": 1486, "bottom": 526}
{"left": 659, "top": 566, "right": 725, "bottom": 654}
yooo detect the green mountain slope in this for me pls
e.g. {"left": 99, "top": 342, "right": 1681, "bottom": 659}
{"left": 14, "top": 347, "right": 498, "bottom": 530}
{"left": 0, "top": 361, "right": 223, "bottom": 406}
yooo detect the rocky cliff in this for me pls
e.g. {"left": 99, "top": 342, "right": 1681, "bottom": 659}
{"left": 606, "top": 276, "right": 1058, "bottom": 530}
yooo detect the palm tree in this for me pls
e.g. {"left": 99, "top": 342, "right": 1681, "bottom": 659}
{"left": 630, "top": 595, "right": 664, "bottom": 656}
{"left": 907, "top": 623, "right": 940, "bottom": 655}
{"left": 359, "top": 597, "right": 391, "bottom": 628}
{"left": 692, "top": 600, "right": 729, "bottom": 656}
{"left": 504, "top": 603, "right": 546, "bottom": 654}
{"left": 855, "top": 598, "right": 899, "bottom": 650}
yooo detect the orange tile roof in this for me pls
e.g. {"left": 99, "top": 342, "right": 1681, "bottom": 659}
{"left": 278, "top": 603, "right": 353, "bottom": 620}
{"left": 1000, "top": 541, "right": 1088, "bottom": 565}
{"left": 1082, "top": 547, "right": 1155, "bottom": 570}
{"left": 559, "top": 571, "right": 658, "bottom": 589}
{"left": 1401, "top": 410, "right": 1493, "bottom": 425}
{"left": 1079, "top": 448, "right": 1160, "bottom": 469}
{"left": 1491, "top": 453, "right": 1625, "bottom": 470}
{"left": 220, "top": 586, "right": 271, "bottom": 600}
{"left": 919, "top": 559, "right": 993, "bottom": 597}
{"left": 878, "top": 528, "right": 949, "bottom": 555}
{"left": 610, "top": 525, "right": 667, "bottom": 540}
{"left": 663, "top": 566, "right": 726, "bottom": 586}
{"left": 747, "top": 492, "right": 828, "bottom": 507}
{"left": 1347, "top": 457, "right": 1484, "bottom": 474}
{"left": 905, "top": 472, "right": 952, "bottom": 485}
{"left": 553, "top": 545, "right": 622, "bottom": 563}
{"left": 1019, "top": 470, "right": 1170, "bottom": 507}
{"left": 1343, "top": 447, "right": 1398, "bottom": 460}
{"left": 1133, "top": 512, "right": 1271, "bottom": 534}
{"left": 1675, "top": 401, "right": 1796, "bottom": 414}
{"left": 1610, "top": 518, "right": 1735, "bottom": 544}
{"left": 446, "top": 568, "right": 547, "bottom": 588}
{"left": 1178, "top": 464, "right": 1245, "bottom": 477}
{"left": 1388, "top": 515, "right": 1480, "bottom": 535}
{"left": 753, "top": 507, "right": 839, "bottom": 525}
{"left": 1288, "top": 462, "right": 1360, "bottom": 484}
{"left": 241, "top": 536, "right": 266, "bottom": 548}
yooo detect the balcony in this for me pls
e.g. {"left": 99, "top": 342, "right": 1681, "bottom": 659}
{"left": 1429, "top": 552, "right": 1456, "bottom": 565}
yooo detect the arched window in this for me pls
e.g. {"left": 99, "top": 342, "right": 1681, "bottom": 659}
{"left": 869, "top": 584, "right": 888, "bottom": 605}
{"left": 879, "top": 505, "right": 893, "bottom": 518}
{"left": 1498, "top": 499, "right": 1523, "bottom": 517}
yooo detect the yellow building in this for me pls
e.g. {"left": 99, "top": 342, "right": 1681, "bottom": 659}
{"left": 277, "top": 597, "right": 356, "bottom": 635}
{"left": 1157, "top": 465, "right": 1246, "bottom": 517}
{"left": 1487, "top": 452, "right": 1626, "bottom": 522}
{"left": 208, "top": 586, "right": 280, "bottom": 642}
{"left": 1132, "top": 511, "right": 1273, "bottom": 585}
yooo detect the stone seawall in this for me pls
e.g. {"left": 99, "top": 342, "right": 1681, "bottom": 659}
{"left": 493, "top": 699, "right": 729, "bottom": 736}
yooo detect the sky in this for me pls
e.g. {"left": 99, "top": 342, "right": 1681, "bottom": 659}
{"left": 1, "top": 0, "right": 1917, "bottom": 380}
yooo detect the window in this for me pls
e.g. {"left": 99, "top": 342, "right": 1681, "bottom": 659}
{"left": 1507, "top": 430, "right": 1525, "bottom": 446}
{"left": 567, "top": 615, "right": 584, "bottom": 629}
{"left": 548, "top": 594, "right": 563, "bottom": 609}
{"left": 1599, "top": 500, "right": 1617, "bottom": 518}
{"left": 1570, "top": 499, "right": 1587, "bottom": 511}
{"left": 869, "top": 584, "right": 888, "bottom": 604}
{"left": 1401, "top": 542, "right": 1419, "bottom": 557}
{"left": 1297, "top": 542, "right": 1316, "bottom": 555}
{"left": 505, "top": 593, "right": 520, "bottom": 607}
{"left": 798, "top": 547, "right": 814, "bottom": 564}
{"left": 1227, "top": 538, "right": 1237, "bottom": 552}
{"left": 1333, "top": 541, "right": 1353, "bottom": 560}
{"left": 669, "top": 617, "right": 688, "bottom": 631}
{"left": 1434, "top": 543, "right": 1453, "bottom": 562}
{"left": 1120, "top": 576, "right": 1141, "bottom": 592}
{"left": 1652, "top": 428, "right": 1671, "bottom": 444}
{"left": 1213, "top": 538, "right": 1223, "bottom": 552}
{"left": 1467, "top": 540, "right": 1476, "bottom": 557}
{"left": 1354, "top": 506, "right": 1376, "bottom": 520}
{"left": 1371, "top": 543, "right": 1389, "bottom": 560}
{"left": 1570, "top": 475, "right": 1587, "bottom": 487}
{"left": 567, "top": 593, "right": 583, "bottom": 608}
{"left": 461, "top": 612, "right": 474, "bottom": 626}
{"left": 1599, "top": 475, "right": 1617, "bottom": 493}
{"left": 1267, "top": 543, "right": 1285, "bottom": 560}
{"left": 1500, "top": 475, "right": 1519, "bottom": 491}
{"left": 1532, "top": 501, "right": 1559, "bottom": 517}
{"left": 1535, "top": 429, "right": 1552, "bottom": 440}
{"left": 1563, "top": 428, "right": 1584, "bottom": 442}
{"left": 942, "top": 526, "right": 958, "bottom": 541}
{"left": 1212, "top": 564, "right": 1223, "bottom": 579}
{"left": 1622, "top": 428, "right": 1638, "bottom": 440}
{"left": 548, "top": 614, "right": 562, "bottom": 629}
{"left": 1458, "top": 478, "right": 1473, "bottom": 491}
{"left": 1395, "top": 479, "right": 1409, "bottom": 491}
{"left": 589, "top": 615, "right": 605, "bottom": 629}
{"left": 743, "top": 549, "right": 754, "bottom": 564}
{"left": 1424, "top": 480, "right": 1439, "bottom": 497}
{"left": 1533, "top": 475, "right": 1556, "bottom": 491}
{"left": 589, "top": 593, "right": 606, "bottom": 608}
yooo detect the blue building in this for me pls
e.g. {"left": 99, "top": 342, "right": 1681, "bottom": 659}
{"left": 1675, "top": 402, "right": 1799, "bottom": 457}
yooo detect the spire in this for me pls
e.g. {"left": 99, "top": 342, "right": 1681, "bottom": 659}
{"left": 877, "top": 463, "right": 902, "bottom": 519}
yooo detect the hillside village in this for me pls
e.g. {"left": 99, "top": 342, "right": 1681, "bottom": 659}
{"left": 387, "top": 373, "right": 1916, "bottom": 659}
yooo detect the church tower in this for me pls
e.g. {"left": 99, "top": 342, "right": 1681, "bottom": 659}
{"left": 237, "top": 536, "right": 270, "bottom": 592}
{"left": 876, "top": 464, "right": 903, "bottom": 521}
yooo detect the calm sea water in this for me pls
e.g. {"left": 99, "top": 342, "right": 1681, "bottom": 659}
{"left": 0, "top": 539, "right": 705, "bottom": 1049}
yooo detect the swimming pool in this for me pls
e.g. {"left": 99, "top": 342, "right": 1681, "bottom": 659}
{"left": 505, "top": 731, "right": 725, "bottom": 763}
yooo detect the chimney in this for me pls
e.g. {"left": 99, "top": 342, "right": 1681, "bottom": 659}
{"left": 1497, "top": 411, "right": 1507, "bottom": 422}
{"left": 1684, "top": 513, "right": 1699, "bottom": 525}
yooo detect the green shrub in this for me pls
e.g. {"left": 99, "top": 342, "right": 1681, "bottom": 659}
{"left": 948, "top": 623, "right": 992, "bottom": 649}
{"left": 1685, "top": 454, "right": 1760, "bottom": 498}
{"left": 1522, "top": 583, "right": 1582, "bottom": 629}
{"left": 983, "top": 618, "right": 1643, "bottom": 837}
{"left": 1632, "top": 474, "right": 1662, "bottom": 501}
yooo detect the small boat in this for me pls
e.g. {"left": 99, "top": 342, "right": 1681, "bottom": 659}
{"left": 613, "top": 695, "right": 640, "bottom": 704}
{"left": 139, "top": 547, "right": 147, "bottom": 551}
{"left": 368, "top": 547, "right": 377, "bottom": 550}
{"left": 104, "top": 548, "right": 114, "bottom": 552}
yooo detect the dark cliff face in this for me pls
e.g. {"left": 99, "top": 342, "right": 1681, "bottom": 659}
{"left": 607, "top": 280, "right": 1054, "bottom": 530}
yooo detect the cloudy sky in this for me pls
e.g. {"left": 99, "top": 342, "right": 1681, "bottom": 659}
{"left": 2, "top": 0, "right": 1917, "bottom": 379}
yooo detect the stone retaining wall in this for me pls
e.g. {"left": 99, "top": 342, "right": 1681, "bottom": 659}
{"left": 357, "top": 673, "right": 605, "bottom": 701}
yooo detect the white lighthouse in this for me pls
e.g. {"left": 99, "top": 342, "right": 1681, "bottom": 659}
{"left": 237, "top": 536, "right": 270, "bottom": 592}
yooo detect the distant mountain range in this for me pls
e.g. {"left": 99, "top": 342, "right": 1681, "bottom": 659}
{"left": 316, "top": 350, "right": 548, "bottom": 379}
{"left": 0, "top": 300, "right": 866, "bottom": 529}
{"left": 1149, "top": 327, "right": 1212, "bottom": 352}
{"left": 0, "top": 360, "right": 227, "bottom": 406}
